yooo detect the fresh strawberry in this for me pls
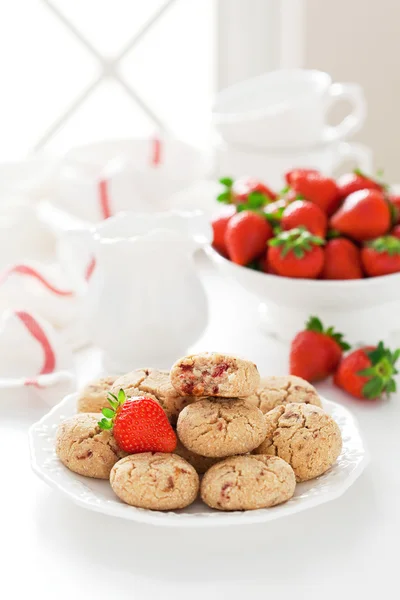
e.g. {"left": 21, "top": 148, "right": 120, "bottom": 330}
{"left": 290, "top": 316, "right": 350, "bottom": 382}
{"left": 361, "top": 235, "right": 400, "bottom": 276}
{"left": 388, "top": 194, "right": 400, "bottom": 223}
{"left": 391, "top": 224, "right": 400, "bottom": 239}
{"left": 284, "top": 168, "right": 319, "bottom": 186}
{"left": 225, "top": 210, "right": 273, "bottom": 266}
{"left": 321, "top": 238, "right": 363, "bottom": 280}
{"left": 289, "top": 171, "right": 340, "bottom": 215}
{"left": 99, "top": 389, "right": 177, "bottom": 453}
{"left": 336, "top": 169, "right": 384, "bottom": 200}
{"left": 330, "top": 189, "right": 391, "bottom": 242}
{"left": 217, "top": 176, "right": 276, "bottom": 208}
{"left": 334, "top": 342, "right": 400, "bottom": 400}
{"left": 281, "top": 200, "right": 328, "bottom": 238}
{"left": 263, "top": 198, "right": 290, "bottom": 225}
{"left": 211, "top": 206, "right": 236, "bottom": 257}
{"left": 268, "top": 227, "right": 325, "bottom": 278}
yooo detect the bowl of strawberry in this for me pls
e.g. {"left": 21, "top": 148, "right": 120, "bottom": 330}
{"left": 206, "top": 169, "right": 400, "bottom": 342}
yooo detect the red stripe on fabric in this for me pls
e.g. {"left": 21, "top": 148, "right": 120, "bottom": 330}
{"left": 151, "top": 137, "right": 162, "bottom": 166}
{"left": 15, "top": 311, "right": 56, "bottom": 375}
{"left": 99, "top": 179, "right": 112, "bottom": 219}
{"left": 84, "top": 257, "right": 96, "bottom": 281}
{"left": 0, "top": 265, "right": 74, "bottom": 297}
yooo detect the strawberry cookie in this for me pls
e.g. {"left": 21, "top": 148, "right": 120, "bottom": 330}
{"left": 201, "top": 455, "right": 296, "bottom": 511}
{"left": 56, "top": 414, "right": 126, "bottom": 479}
{"left": 110, "top": 453, "right": 199, "bottom": 511}
{"left": 245, "top": 375, "right": 322, "bottom": 414}
{"left": 254, "top": 403, "right": 342, "bottom": 482}
{"left": 177, "top": 398, "right": 266, "bottom": 458}
{"left": 170, "top": 352, "right": 260, "bottom": 398}
{"left": 77, "top": 375, "right": 118, "bottom": 413}
{"left": 111, "top": 368, "right": 193, "bottom": 424}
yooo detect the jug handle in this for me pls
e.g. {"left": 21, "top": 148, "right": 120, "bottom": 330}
{"left": 57, "top": 228, "right": 94, "bottom": 295}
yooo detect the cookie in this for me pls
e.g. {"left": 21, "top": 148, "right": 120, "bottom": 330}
{"left": 170, "top": 352, "right": 260, "bottom": 397}
{"left": 111, "top": 368, "right": 193, "bottom": 424}
{"left": 56, "top": 413, "right": 126, "bottom": 479}
{"left": 254, "top": 403, "right": 342, "bottom": 482}
{"left": 201, "top": 455, "right": 296, "bottom": 511}
{"left": 245, "top": 375, "right": 322, "bottom": 414}
{"left": 77, "top": 375, "right": 118, "bottom": 413}
{"left": 110, "top": 453, "right": 199, "bottom": 510}
{"left": 174, "top": 438, "right": 220, "bottom": 474}
{"left": 177, "top": 398, "right": 266, "bottom": 458}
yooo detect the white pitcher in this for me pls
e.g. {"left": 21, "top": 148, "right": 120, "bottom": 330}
{"left": 60, "top": 211, "right": 212, "bottom": 372}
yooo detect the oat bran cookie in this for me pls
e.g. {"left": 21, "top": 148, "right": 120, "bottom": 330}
{"left": 254, "top": 403, "right": 342, "bottom": 481}
{"left": 177, "top": 398, "right": 266, "bottom": 458}
{"left": 110, "top": 453, "right": 199, "bottom": 510}
{"left": 77, "top": 375, "right": 118, "bottom": 413}
{"left": 174, "top": 438, "right": 220, "bottom": 474}
{"left": 201, "top": 455, "right": 296, "bottom": 511}
{"left": 245, "top": 375, "right": 322, "bottom": 414}
{"left": 170, "top": 352, "right": 260, "bottom": 397}
{"left": 111, "top": 368, "right": 193, "bottom": 424}
{"left": 56, "top": 413, "right": 126, "bottom": 479}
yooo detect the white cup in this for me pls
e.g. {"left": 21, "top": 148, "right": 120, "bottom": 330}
{"left": 216, "top": 140, "right": 373, "bottom": 190}
{"left": 213, "top": 69, "right": 367, "bottom": 149}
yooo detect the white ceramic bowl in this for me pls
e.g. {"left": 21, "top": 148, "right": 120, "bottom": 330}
{"left": 206, "top": 246, "right": 400, "bottom": 344}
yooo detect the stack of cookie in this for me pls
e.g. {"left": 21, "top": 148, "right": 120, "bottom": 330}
{"left": 56, "top": 352, "right": 343, "bottom": 512}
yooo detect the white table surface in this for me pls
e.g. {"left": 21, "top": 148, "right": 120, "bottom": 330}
{"left": 2, "top": 256, "right": 397, "bottom": 598}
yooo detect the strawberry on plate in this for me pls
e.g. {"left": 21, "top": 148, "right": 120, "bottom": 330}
{"left": 321, "top": 238, "right": 363, "bottom": 280}
{"left": 289, "top": 171, "right": 340, "bottom": 216}
{"left": 225, "top": 210, "right": 273, "bottom": 266}
{"left": 281, "top": 199, "right": 328, "bottom": 238}
{"left": 336, "top": 169, "right": 384, "bottom": 200}
{"left": 99, "top": 389, "right": 177, "bottom": 453}
{"left": 334, "top": 342, "right": 400, "bottom": 400}
{"left": 361, "top": 235, "right": 400, "bottom": 276}
{"left": 211, "top": 206, "right": 236, "bottom": 257}
{"left": 218, "top": 176, "right": 276, "bottom": 208}
{"left": 268, "top": 227, "right": 325, "bottom": 278}
{"left": 330, "top": 189, "right": 391, "bottom": 242}
{"left": 290, "top": 316, "right": 351, "bottom": 382}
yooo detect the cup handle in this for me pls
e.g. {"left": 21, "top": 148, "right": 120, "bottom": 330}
{"left": 331, "top": 142, "right": 373, "bottom": 174}
{"left": 325, "top": 82, "right": 367, "bottom": 141}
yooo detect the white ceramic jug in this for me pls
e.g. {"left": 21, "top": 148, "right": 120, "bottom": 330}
{"left": 60, "top": 211, "right": 212, "bottom": 371}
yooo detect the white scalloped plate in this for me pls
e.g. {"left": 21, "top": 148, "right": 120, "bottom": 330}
{"left": 29, "top": 392, "right": 369, "bottom": 527}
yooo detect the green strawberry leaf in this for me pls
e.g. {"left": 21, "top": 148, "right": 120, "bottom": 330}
{"left": 217, "top": 191, "right": 231, "bottom": 204}
{"left": 305, "top": 316, "right": 351, "bottom": 350}
{"left": 362, "top": 377, "right": 385, "bottom": 399}
{"left": 102, "top": 407, "right": 115, "bottom": 419}
{"left": 247, "top": 191, "right": 270, "bottom": 209}
{"left": 117, "top": 388, "right": 126, "bottom": 404}
{"left": 306, "top": 316, "right": 324, "bottom": 333}
{"left": 98, "top": 418, "right": 113, "bottom": 430}
{"left": 367, "top": 236, "right": 400, "bottom": 256}
{"left": 219, "top": 177, "right": 233, "bottom": 188}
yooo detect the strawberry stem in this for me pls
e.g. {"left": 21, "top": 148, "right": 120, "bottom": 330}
{"left": 269, "top": 227, "right": 325, "bottom": 259}
{"left": 98, "top": 388, "right": 127, "bottom": 430}
{"left": 358, "top": 341, "right": 399, "bottom": 399}
{"left": 305, "top": 315, "right": 351, "bottom": 351}
{"left": 366, "top": 236, "right": 400, "bottom": 256}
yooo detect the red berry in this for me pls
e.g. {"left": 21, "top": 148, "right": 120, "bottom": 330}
{"left": 361, "top": 236, "right": 400, "bottom": 277}
{"left": 290, "top": 316, "right": 350, "bottom": 382}
{"left": 281, "top": 200, "right": 327, "bottom": 238}
{"left": 289, "top": 172, "right": 340, "bottom": 215}
{"left": 336, "top": 171, "right": 383, "bottom": 200}
{"left": 268, "top": 228, "right": 325, "bottom": 279}
{"left": 321, "top": 238, "right": 363, "bottom": 280}
{"left": 211, "top": 206, "right": 236, "bottom": 256}
{"left": 225, "top": 210, "right": 273, "bottom": 266}
{"left": 330, "top": 189, "right": 391, "bottom": 242}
